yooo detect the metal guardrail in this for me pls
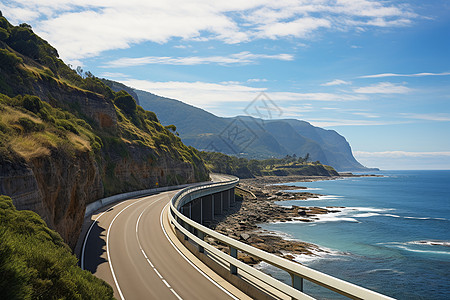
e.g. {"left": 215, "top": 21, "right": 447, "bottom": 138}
{"left": 169, "top": 175, "right": 394, "bottom": 300}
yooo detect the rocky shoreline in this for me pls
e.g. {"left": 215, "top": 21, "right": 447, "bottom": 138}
{"left": 206, "top": 174, "right": 377, "bottom": 265}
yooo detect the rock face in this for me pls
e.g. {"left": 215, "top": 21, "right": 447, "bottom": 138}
{"left": 103, "top": 144, "right": 201, "bottom": 196}
{"left": 0, "top": 150, "right": 103, "bottom": 249}
{"left": 0, "top": 145, "right": 202, "bottom": 249}
{"left": 32, "top": 80, "right": 118, "bottom": 130}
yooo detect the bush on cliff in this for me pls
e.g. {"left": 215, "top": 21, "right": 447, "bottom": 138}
{"left": 0, "top": 195, "right": 114, "bottom": 300}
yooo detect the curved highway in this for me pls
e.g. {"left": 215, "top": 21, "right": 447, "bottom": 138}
{"left": 81, "top": 188, "right": 240, "bottom": 300}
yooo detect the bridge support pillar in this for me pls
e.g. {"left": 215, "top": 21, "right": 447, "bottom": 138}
{"left": 201, "top": 195, "right": 213, "bottom": 224}
{"left": 191, "top": 198, "right": 202, "bottom": 224}
{"left": 290, "top": 274, "right": 303, "bottom": 292}
{"left": 229, "top": 246, "right": 238, "bottom": 275}
{"left": 223, "top": 190, "right": 230, "bottom": 211}
{"left": 214, "top": 192, "right": 222, "bottom": 215}
{"left": 230, "top": 188, "right": 235, "bottom": 205}
{"left": 181, "top": 203, "right": 191, "bottom": 218}
{"left": 197, "top": 231, "right": 205, "bottom": 253}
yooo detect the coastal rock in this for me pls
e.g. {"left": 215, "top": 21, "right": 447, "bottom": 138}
{"left": 207, "top": 176, "right": 346, "bottom": 264}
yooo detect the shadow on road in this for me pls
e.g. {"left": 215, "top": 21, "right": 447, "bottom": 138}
{"left": 84, "top": 221, "right": 108, "bottom": 273}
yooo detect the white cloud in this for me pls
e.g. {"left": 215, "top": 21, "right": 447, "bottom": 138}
{"left": 1, "top": 1, "right": 418, "bottom": 62}
{"left": 359, "top": 72, "right": 450, "bottom": 78}
{"left": 352, "top": 112, "right": 379, "bottom": 118}
{"left": 401, "top": 113, "right": 450, "bottom": 122}
{"left": 115, "top": 78, "right": 367, "bottom": 109}
{"left": 103, "top": 52, "right": 294, "bottom": 68}
{"left": 99, "top": 72, "right": 129, "bottom": 78}
{"left": 247, "top": 78, "right": 268, "bottom": 83}
{"left": 354, "top": 82, "right": 412, "bottom": 94}
{"left": 321, "top": 79, "right": 352, "bottom": 86}
{"left": 354, "top": 151, "right": 450, "bottom": 158}
{"left": 310, "top": 119, "right": 400, "bottom": 127}
{"left": 354, "top": 151, "right": 450, "bottom": 170}
{"left": 255, "top": 17, "right": 331, "bottom": 39}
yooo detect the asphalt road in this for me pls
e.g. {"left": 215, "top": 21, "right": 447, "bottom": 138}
{"left": 82, "top": 190, "right": 234, "bottom": 300}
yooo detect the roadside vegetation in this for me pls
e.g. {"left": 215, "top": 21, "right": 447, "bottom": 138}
{"left": 0, "top": 196, "right": 114, "bottom": 300}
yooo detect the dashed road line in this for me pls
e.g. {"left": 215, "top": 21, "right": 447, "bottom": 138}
{"left": 136, "top": 201, "right": 184, "bottom": 299}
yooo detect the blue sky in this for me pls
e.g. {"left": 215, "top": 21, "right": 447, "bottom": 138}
{"left": 2, "top": 0, "right": 449, "bottom": 170}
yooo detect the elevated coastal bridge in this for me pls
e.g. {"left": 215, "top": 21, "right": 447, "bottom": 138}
{"left": 80, "top": 174, "right": 393, "bottom": 299}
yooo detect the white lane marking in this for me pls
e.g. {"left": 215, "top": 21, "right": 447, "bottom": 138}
{"left": 160, "top": 203, "right": 239, "bottom": 300}
{"left": 153, "top": 268, "right": 163, "bottom": 279}
{"left": 162, "top": 279, "right": 171, "bottom": 288}
{"left": 136, "top": 198, "right": 184, "bottom": 299}
{"left": 106, "top": 199, "right": 148, "bottom": 300}
{"left": 170, "top": 288, "right": 183, "bottom": 300}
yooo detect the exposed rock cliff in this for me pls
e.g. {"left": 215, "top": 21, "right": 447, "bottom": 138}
{"left": 0, "top": 148, "right": 103, "bottom": 249}
{"left": 0, "top": 16, "right": 209, "bottom": 250}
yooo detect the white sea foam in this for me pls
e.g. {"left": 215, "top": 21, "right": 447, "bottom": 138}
{"left": 380, "top": 241, "right": 450, "bottom": 255}
{"left": 353, "top": 212, "right": 381, "bottom": 218}
{"left": 311, "top": 212, "right": 360, "bottom": 223}
{"left": 407, "top": 240, "right": 450, "bottom": 247}
{"left": 377, "top": 213, "right": 448, "bottom": 221}
{"left": 391, "top": 245, "right": 450, "bottom": 255}
{"left": 283, "top": 187, "right": 323, "bottom": 192}
{"left": 364, "top": 269, "right": 405, "bottom": 275}
{"left": 302, "top": 195, "right": 343, "bottom": 201}
{"left": 308, "top": 206, "right": 394, "bottom": 224}
{"left": 292, "top": 246, "right": 345, "bottom": 264}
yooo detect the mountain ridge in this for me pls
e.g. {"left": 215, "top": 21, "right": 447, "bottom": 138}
{"left": 121, "top": 87, "right": 375, "bottom": 171}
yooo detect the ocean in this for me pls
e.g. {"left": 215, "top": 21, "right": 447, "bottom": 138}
{"left": 258, "top": 170, "right": 450, "bottom": 299}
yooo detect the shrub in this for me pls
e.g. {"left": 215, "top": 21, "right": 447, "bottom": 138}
{"left": 114, "top": 91, "right": 137, "bottom": 115}
{"left": 22, "top": 95, "right": 43, "bottom": 113}
{"left": 0, "top": 195, "right": 114, "bottom": 299}
{"left": 8, "top": 27, "right": 39, "bottom": 59}
{"left": 17, "top": 117, "right": 44, "bottom": 133}
{"left": 0, "top": 27, "right": 9, "bottom": 40}
{"left": 55, "top": 119, "right": 78, "bottom": 134}
{"left": 0, "top": 49, "right": 23, "bottom": 71}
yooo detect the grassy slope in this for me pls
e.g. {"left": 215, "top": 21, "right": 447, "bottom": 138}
{"left": 0, "top": 196, "right": 114, "bottom": 300}
{"left": 0, "top": 93, "right": 101, "bottom": 162}
{"left": 0, "top": 16, "right": 209, "bottom": 195}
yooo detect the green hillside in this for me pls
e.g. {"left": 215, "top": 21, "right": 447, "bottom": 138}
{"left": 200, "top": 151, "right": 338, "bottom": 178}
{"left": 0, "top": 196, "right": 114, "bottom": 300}
{"left": 0, "top": 16, "right": 209, "bottom": 194}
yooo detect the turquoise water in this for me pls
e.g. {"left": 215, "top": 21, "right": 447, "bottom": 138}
{"left": 259, "top": 170, "right": 450, "bottom": 299}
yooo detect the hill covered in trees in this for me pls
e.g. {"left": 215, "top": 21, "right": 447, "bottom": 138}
{"left": 200, "top": 151, "right": 338, "bottom": 178}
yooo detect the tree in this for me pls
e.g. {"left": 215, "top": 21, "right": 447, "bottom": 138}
{"left": 304, "top": 153, "right": 310, "bottom": 162}
{"left": 76, "top": 66, "right": 84, "bottom": 77}
{"left": 19, "top": 23, "right": 32, "bottom": 29}
{"left": 165, "top": 124, "right": 177, "bottom": 132}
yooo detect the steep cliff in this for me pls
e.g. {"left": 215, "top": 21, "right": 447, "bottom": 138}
{"left": 0, "top": 17, "right": 209, "bottom": 249}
